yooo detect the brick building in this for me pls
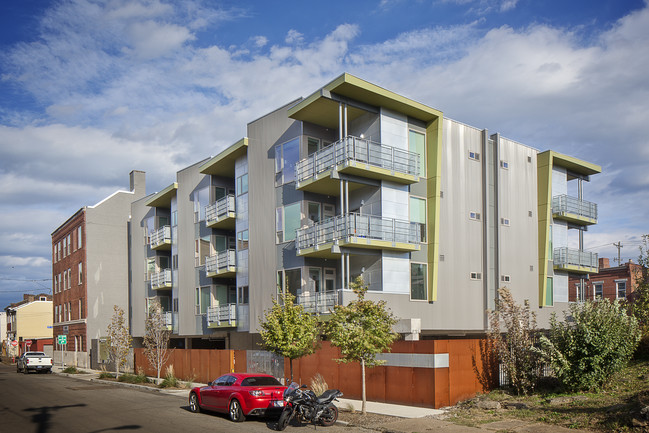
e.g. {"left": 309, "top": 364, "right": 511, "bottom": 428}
{"left": 569, "top": 258, "right": 645, "bottom": 302}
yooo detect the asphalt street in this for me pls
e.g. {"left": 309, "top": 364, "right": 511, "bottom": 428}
{"left": 0, "top": 363, "right": 367, "bottom": 433}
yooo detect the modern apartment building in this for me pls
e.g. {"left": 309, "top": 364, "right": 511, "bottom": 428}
{"left": 129, "top": 73, "right": 601, "bottom": 349}
{"left": 52, "top": 171, "right": 146, "bottom": 368}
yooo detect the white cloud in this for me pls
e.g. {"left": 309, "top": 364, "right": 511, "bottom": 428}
{"left": 126, "top": 20, "right": 195, "bottom": 59}
{"left": 285, "top": 29, "right": 304, "bottom": 44}
{"left": 253, "top": 36, "right": 268, "bottom": 48}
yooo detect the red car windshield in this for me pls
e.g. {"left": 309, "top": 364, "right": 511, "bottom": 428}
{"left": 241, "top": 376, "right": 282, "bottom": 386}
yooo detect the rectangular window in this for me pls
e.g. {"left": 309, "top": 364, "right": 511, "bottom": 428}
{"left": 78, "top": 262, "right": 83, "bottom": 285}
{"left": 500, "top": 160, "right": 509, "bottom": 169}
{"left": 616, "top": 280, "right": 627, "bottom": 299}
{"left": 307, "top": 202, "right": 321, "bottom": 225}
{"left": 193, "top": 187, "right": 209, "bottom": 222}
{"left": 238, "top": 286, "right": 249, "bottom": 304}
{"left": 67, "top": 234, "right": 71, "bottom": 255}
{"left": 469, "top": 151, "right": 480, "bottom": 161}
{"left": 546, "top": 277, "right": 554, "bottom": 306}
{"left": 277, "top": 203, "right": 301, "bottom": 243}
{"left": 501, "top": 275, "right": 511, "bottom": 282}
{"left": 469, "top": 211, "right": 481, "bottom": 221}
{"left": 58, "top": 274, "right": 61, "bottom": 293}
{"left": 172, "top": 254, "right": 178, "bottom": 269}
{"left": 501, "top": 218, "right": 510, "bottom": 226}
{"left": 195, "top": 286, "right": 211, "bottom": 315}
{"left": 548, "top": 225, "right": 553, "bottom": 261}
{"left": 68, "top": 269, "right": 72, "bottom": 289}
{"left": 470, "top": 272, "right": 482, "bottom": 280}
{"left": 237, "top": 173, "right": 248, "bottom": 196}
{"left": 275, "top": 137, "right": 300, "bottom": 186}
{"left": 594, "top": 282, "right": 603, "bottom": 299}
{"left": 408, "top": 130, "right": 426, "bottom": 177}
{"left": 58, "top": 241, "right": 61, "bottom": 260}
{"left": 324, "top": 268, "right": 336, "bottom": 291}
{"left": 78, "top": 299, "right": 82, "bottom": 318}
{"left": 237, "top": 230, "right": 249, "bottom": 250}
{"left": 409, "top": 197, "right": 427, "bottom": 242}
{"left": 307, "top": 137, "right": 321, "bottom": 155}
{"left": 63, "top": 237, "right": 67, "bottom": 258}
{"left": 195, "top": 235, "right": 211, "bottom": 266}
{"left": 410, "top": 263, "right": 427, "bottom": 301}
{"left": 77, "top": 226, "right": 82, "bottom": 249}
{"left": 63, "top": 271, "right": 67, "bottom": 291}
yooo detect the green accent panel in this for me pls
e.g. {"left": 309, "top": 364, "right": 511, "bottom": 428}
{"left": 199, "top": 137, "right": 248, "bottom": 177}
{"left": 545, "top": 277, "right": 553, "bottom": 306}
{"left": 145, "top": 182, "right": 178, "bottom": 208}
{"left": 426, "top": 115, "right": 443, "bottom": 302}
{"left": 539, "top": 150, "right": 602, "bottom": 176}
{"left": 537, "top": 151, "right": 552, "bottom": 307}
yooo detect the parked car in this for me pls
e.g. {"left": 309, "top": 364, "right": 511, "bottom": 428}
{"left": 16, "top": 351, "right": 53, "bottom": 374}
{"left": 189, "top": 373, "right": 286, "bottom": 422}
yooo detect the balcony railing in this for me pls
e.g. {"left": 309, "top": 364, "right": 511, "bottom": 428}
{"left": 552, "top": 195, "right": 597, "bottom": 224}
{"left": 150, "top": 226, "right": 171, "bottom": 249}
{"left": 206, "top": 195, "right": 236, "bottom": 228}
{"left": 163, "top": 311, "right": 172, "bottom": 327}
{"left": 151, "top": 269, "right": 172, "bottom": 289}
{"left": 207, "top": 304, "right": 237, "bottom": 327}
{"left": 296, "top": 290, "right": 340, "bottom": 314}
{"left": 206, "top": 249, "right": 236, "bottom": 277}
{"left": 296, "top": 213, "right": 422, "bottom": 254}
{"left": 295, "top": 136, "right": 420, "bottom": 184}
{"left": 553, "top": 247, "right": 598, "bottom": 273}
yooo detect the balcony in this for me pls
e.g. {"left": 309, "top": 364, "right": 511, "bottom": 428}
{"left": 150, "top": 226, "right": 171, "bottom": 250}
{"left": 552, "top": 195, "right": 597, "bottom": 225}
{"left": 151, "top": 269, "right": 172, "bottom": 290}
{"left": 553, "top": 247, "right": 598, "bottom": 274}
{"left": 296, "top": 290, "right": 340, "bottom": 315}
{"left": 296, "top": 213, "right": 422, "bottom": 258}
{"left": 163, "top": 311, "right": 172, "bottom": 330}
{"left": 207, "top": 304, "right": 237, "bottom": 328}
{"left": 295, "top": 136, "right": 420, "bottom": 195}
{"left": 206, "top": 250, "right": 236, "bottom": 278}
{"left": 206, "top": 195, "right": 236, "bottom": 230}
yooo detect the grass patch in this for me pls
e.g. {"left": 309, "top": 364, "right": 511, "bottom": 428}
{"left": 98, "top": 372, "right": 116, "bottom": 379}
{"left": 449, "top": 359, "right": 649, "bottom": 432}
{"left": 158, "top": 365, "right": 179, "bottom": 388}
{"left": 117, "top": 372, "right": 151, "bottom": 384}
{"left": 62, "top": 366, "right": 87, "bottom": 374}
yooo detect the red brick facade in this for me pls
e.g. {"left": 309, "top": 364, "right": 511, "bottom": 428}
{"left": 52, "top": 210, "right": 88, "bottom": 354}
{"left": 569, "top": 258, "right": 645, "bottom": 302}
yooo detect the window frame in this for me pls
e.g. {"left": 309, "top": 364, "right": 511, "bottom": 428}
{"left": 410, "top": 262, "right": 427, "bottom": 301}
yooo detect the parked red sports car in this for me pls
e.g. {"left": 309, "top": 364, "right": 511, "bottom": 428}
{"left": 188, "top": 373, "right": 287, "bottom": 422}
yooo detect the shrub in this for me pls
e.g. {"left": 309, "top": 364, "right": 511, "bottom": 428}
{"left": 310, "top": 373, "right": 328, "bottom": 396}
{"left": 538, "top": 299, "right": 641, "bottom": 391}
{"left": 99, "top": 372, "right": 115, "bottom": 379}
{"left": 118, "top": 369, "right": 151, "bottom": 384}
{"left": 159, "top": 365, "right": 179, "bottom": 388}
{"left": 62, "top": 366, "right": 79, "bottom": 374}
{"left": 488, "top": 288, "right": 541, "bottom": 395}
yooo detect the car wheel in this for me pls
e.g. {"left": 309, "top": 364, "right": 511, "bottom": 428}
{"left": 319, "top": 404, "right": 338, "bottom": 426}
{"left": 229, "top": 399, "right": 246, "bottom": 423}
{"left": 188, "top": 393, "right": 201, "bottom": 413}
{"left": 23, "top": 368, "right": 29, "bottom": 375}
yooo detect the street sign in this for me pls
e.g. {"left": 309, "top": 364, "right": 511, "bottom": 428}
{"left": 62, "top": 325, "right": 69, "bottom": 334}
{"left": 57, "top": 335, "right": 67, "bottom": 345}
{"left": 11, "top": 340, "right": 18, "bottom": 347}
{"left": 25, "top": 341, "right": 32, "bottom": 348}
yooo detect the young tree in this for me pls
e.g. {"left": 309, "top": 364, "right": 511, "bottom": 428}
{"left": 631, "top": 235, "right": 649, "bottom": 327}
{"left": 326, "top": 277, "right": 398, "bottom": 415}
{"left": 488, "top": 287, "right": 541, "bottom": 395}
{"left": 143, "top": 299, "right": 172, "bottom": 380}
{"left": 259, "top": 291, "right": 320, "bottom": 382}
{"left": 106, "top": 305, "right": 132, "bottom": 378}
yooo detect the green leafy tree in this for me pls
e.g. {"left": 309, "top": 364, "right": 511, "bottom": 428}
{"left": 538, "top": 299, "right": 641, "bottom": 391}
{"left": 326, "top": 277, "right": 398, "bottom": 415}
{"left": 259, "top": 291, "right": 320, "bottom": 382}
{"left": 144, "top": 299, "right": 172, "bottom": 380}
{"left": 106, "top": 305, "right": 132, "bottom": 379}
{"left": 631, "top": 236, "right": 649, "bottom": 327}
{"left": 488, "top": 287, "right": 541, "bottom": 395}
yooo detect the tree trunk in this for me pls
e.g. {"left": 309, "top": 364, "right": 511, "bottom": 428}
{"left": 289, "top": 358, "right": 293, "bottom": 383}
{"left": 361, "top": 358, "right": 366, "bottom": 415}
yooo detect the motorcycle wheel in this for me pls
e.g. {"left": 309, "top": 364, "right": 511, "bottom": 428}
{"left": 319, "top": 404, "right": 338, "bottom": 426}
{"left": 276, "top": 406, "right": 293, "bottom": 431}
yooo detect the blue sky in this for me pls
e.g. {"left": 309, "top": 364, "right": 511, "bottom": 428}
{"left": 1, "top": 0, "right": 648, "bottom": 309}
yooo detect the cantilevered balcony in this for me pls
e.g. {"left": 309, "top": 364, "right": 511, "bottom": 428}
{"left": 296, "top": 290, "right": 340, "bottom": 315}
{"left": 296, "top": 213, "right": 422, "bottom": 258}
{"left": 206, "top": 250, "right": 236, "bottom": 278}
{"left": 552, "top": 195, "right": 597, "bottom": 225}
{"left": 295, "top": 136, "right": 420, "bottom": 195}
{"left": 207, "top": 304, "right": 237, "bottom": 328}
{"left": 151, "top": 269, "right": 172, "bottom": 290}
{"left": 206, "top": 195, "right": 236, "bottom": 230}
{"left": 553, "top": 247, "right": 598, "bottom": 274}
{"left": 163, "top": 311, "right": 172, "bottom": 330}
{"left": 150, "top": 226, "right": 171, "bottom": 250}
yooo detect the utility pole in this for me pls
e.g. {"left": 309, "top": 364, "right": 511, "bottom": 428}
{"left": 613, "top": 241, "right": 623, "bottom": 265}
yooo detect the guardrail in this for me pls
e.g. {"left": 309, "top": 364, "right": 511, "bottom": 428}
{"left": 206, "top": 194, "right": 236, "bottom": 225}
{"left": 150, "top": 226, "right": 171, "bottom": 247}
{"left": 552, "top": 195, "right": 597, "bottom": 221}
{"left": 207, "top": 304, "right": 237, "bottom": 326}
{"left": 206, "top": 250, "right": 236, "bottom": 274}
{"left": 553, "top": 247, "right": 598, "bottom": 270}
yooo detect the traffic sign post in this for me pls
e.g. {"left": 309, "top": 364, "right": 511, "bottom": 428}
{"left": 57, "top": 335, "right": 67, "bottom": 345}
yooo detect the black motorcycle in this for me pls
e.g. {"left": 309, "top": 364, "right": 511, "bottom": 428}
{"left": 276, "top": 382, "right": 343, "bottom": 431}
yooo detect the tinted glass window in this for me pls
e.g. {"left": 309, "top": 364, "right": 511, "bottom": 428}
{"left": 241, "top": 376, "right": 282, "bottom": 386}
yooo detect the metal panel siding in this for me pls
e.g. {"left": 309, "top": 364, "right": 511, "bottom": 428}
{"left": 381, "top": 251, "right": 410, "bottom": 294}
{"left": 380, "top": 107, "right": 408, "bottom": 150}
{"left": 497, "top": 137, "right": 539, "bottom": 308}
{"left": 129, "top": 197, "right": 155, "bottom": 337}
{"left": 247, "top": 104, "right": 302, "bottom": 333}
{"left": 434, "top": 119, "right": 485, "bottom": 331}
